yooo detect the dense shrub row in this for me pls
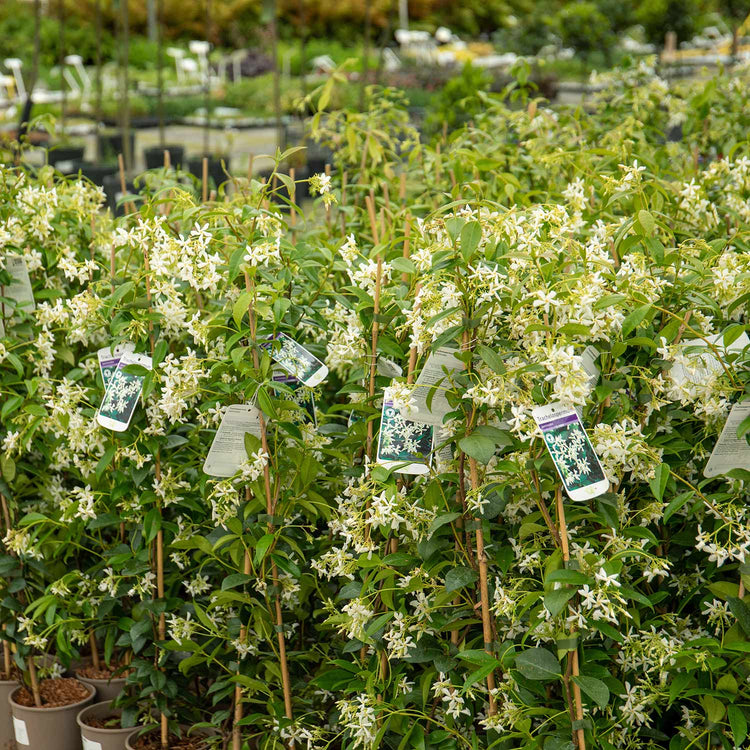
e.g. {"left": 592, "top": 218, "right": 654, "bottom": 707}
{"left": 1, "top": 60, "right": 750, "bottom": 750}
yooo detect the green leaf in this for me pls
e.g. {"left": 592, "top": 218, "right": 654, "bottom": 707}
{"left": 514, "top": 648, "right": 562, "bottom": 681}
{"left": 621, "top": 304, "right": 652, "bottom": 339}
{"left": 460, "top": 221, "right": 482, "bottom": 259}
{"left": 444, "top": 566, "right": 478, "bottom": 593}
{"left": 637, "top": 209, "right": 655, "bottom": 236}
{"left": 572, "top": 675, "right": 610, "bottom": 709}
{"left": 545, "top": 570, "right": 591, "bottom": 585}
{"left": 1, "top": 456, "right": 15, "bottom": 483}
{"left": 458, "top": 434, "right": 495, "bottom": 464}
{"left": 457, "top": 649, "right": 497, "bottom": 665}
{"left": 701, "top": 694, "right": 726, "bottom": 724}
{"left": 95, "top": 446, "right": 117, "bottom": 481}
{"left": 663, "top": 490, "right": 694, "bottom": 523}
{"left": 476, "top": 345, "right": 505, "bottom": 375}
{"left": 648, "top": 462, "right": 670, "bottom": 502}
{"left": 391, "top": 257, "right": 416, "bottom": 275}
{"left": 221, "top": 574, "right": 253, "bottom": 591}
{"left": 717, "top": 674, "right": 738, "bottom": 694}
{"left": 728, "top": 597, "right": 750, "bottom": 637}
{"left": 544, "top": 588, "right": 576, "bottom": 617}
{"left": 428, "top": 512, "right": 461, "bottom": 537}
{"left": 729, "top": 705, "right": 747, "bottom": 747}
{"left": 232, "top": 291, "right": 252, "bottom": 329}
{"left": 143, "top": 508, "right": 161, "bottom": 544}
{"left": 254, "top": 534, "right": 275, "bottom": 567}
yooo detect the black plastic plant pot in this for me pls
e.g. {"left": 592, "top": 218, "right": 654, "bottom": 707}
{"left": 144, "top": 145, "right": 185, "bottom": 170}
{"left": 47, "top": 146, "right": 85, "bottom": 173}
{"left": 187, "top": 155, "right": 231, "bottom": 192}
{"left": 102, "top": 173, "right": 137, "bottom": 217}
{"left": 66, "top": 161, "right": 119, "bottom": 186}
{"left": 98, "top": 132, "right": 136, "bottom": 164}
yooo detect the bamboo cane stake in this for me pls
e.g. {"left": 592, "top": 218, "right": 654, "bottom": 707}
{"left": 117, "top": 154, "right": 135, "bottom": 215}
{"left": 244, "top": 271, "right": 294, "bottom": 741}
{"left": 401, "top": 217, "right": 411, "bottom": 284}
{"left": 364, "top": 194, "right": 381, "bottom": 462}
{"left": 556, "top": 487, "right": 586, "bottom": 750}
{"left": 232, "top": 486, "right": 253, "bottom": 750}
{"left": 202, "top": 157, "right": 209, "bottom": 203}
{"left": 2, "top": 639, "right": 10, "bottom": 681}
{"left": 325, "top": 163, "right": 332, "bottom": 230}
{"left": 141, "top": 244, "right": 168, "bottom": 750}
{"left": 289, "top": 168, "right": 297, "bottom": 244}
{"left": 27, "top": 656, "right": 41, "bottom": 707}
{"left": 89, "top": 631, "right": 100, "bottom": 671}
{"left": 468, "top": 454, "right": 497, "bottom": 715}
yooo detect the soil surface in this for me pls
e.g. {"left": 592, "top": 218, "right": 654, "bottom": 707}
{"left": 77, "top": 664, "right": 124, "bottom": 680}
{"left": 83, "top": 714, "right": 122, "bottom": 729}
{"left": 1, "top": 665, "right": 22, "bottom": 682}
{"left": 131, "top": 730, "right": 209, "bottom": 749}
{"left": 13, "top": 677, "right": 91, "bottom": 708}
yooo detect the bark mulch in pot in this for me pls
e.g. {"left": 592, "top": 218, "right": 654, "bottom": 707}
{"left": 13, "top": 678, "right": 90, "bottom": 708}
{"left": 76, "top": 664, "right": 122, "bottom": 680}
{"left": 83, "top": 714, "right": 122, "bottom": 729}
{"left": 131, "top": 730, "right": 209, "bottom": 749}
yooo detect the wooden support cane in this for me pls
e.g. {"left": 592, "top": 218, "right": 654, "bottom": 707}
{"left": 202, "top": 156, "right": 209, "bottom": 203}
{"left": 117, "top": 154, "right": 135, "bottom": 215}
{"left": 556, "top": 487, "right": 586, "bottom": 750}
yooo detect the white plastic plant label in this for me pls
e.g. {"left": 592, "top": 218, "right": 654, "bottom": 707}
{"left": 377, "top": 399, "right": 433, "bottom": 475}
{"left": 671, "top": 331, "right": 750, "bottom": 387}
{"left": 261, "top": 332, "right": 328, "bottom": 387}
{"left": 98, "top": 342, "right": 136, "bottom": 391}
{"left": 13, "top": 716, "right": 29, "bottom": 745}
{"left": 203, "top": 404, "right": 263, "bottom": 477}
{"left": 704, "top": 401, "right": 750, "bottom": 478}
{"left": 272, "top": 371, "right": 317, "bottom": 427}
{"left": 2, "top": 254, "right": 35, "bottom": 314}
{"left": 411, "top": 347, "right": 465, "bottom": 426}
{"left": 82, "top": 738, "right": 103, "bottom": 750}
{"left": 377, "top": 357, "right": 403, "bottom": 378}
{"left": 579, "top": 345, "right": 600, "bottom": 387}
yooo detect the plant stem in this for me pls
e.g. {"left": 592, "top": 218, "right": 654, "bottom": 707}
{"left": 28, "top": 656, "right": 41, "bottom": 707}
{"left": 244, "top": 271, "right": 294, "bottom": 745}
{"left": 556, "top": 487, "right": 586, "bottom": 750}
{"left": 89, "top": 631, "right": 100, "bottom": 671}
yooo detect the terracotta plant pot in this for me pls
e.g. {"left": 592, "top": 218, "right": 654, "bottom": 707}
{"left": 0, "top": 679, "right": 18, "bottom": 750}
{"left": 77, "top": 701, "right": 133, "bottom": 750}
{"left": 8, "top": 680, "right": 95, "bottom": 750}
{"left": 76, "top": 670, "right": 126, "bottom": 705}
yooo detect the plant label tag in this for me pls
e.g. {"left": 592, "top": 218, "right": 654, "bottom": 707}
{"left": 2, "top": 254, "right": 35, "bottom": 314}
{"left": 83, "top": 739, "right": 103, "bottom": 750}
{"left": 377, "top": 357, "right": 403, "bottom": 378}
{"left": 704, "top": 401, "right": 750, "bottom": 478}
{"left": 671, "top": 332, "right": 750, "bottom": 387}
{"left": 203, "top": 404, "right": 262, "bottom": 477}
{"left": 377, "top": 399, "right": 433, "bottom": 475}
{"left": 272, "top": 371, "right": 317, "bottom": 426}
{"left": 96, "top": 352, "right": 152, "bottom": 432}
{"left": 411, "top": 347, "right": 464, "bottom": 425}
{"left": 13, "top": 717, "right": 29, "bottom": 745}
{"left": 261, "top": 332, "right": 328, "bottom": 387}
{"left": 97, "top": 342, "right": 136, "bottom": 390}
{"left": 579, "top": 345, "right": 600, "bottom": 386}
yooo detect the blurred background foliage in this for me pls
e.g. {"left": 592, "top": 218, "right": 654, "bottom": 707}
{"left": 2, "top": 0, "right": 750, "bottom": 71}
